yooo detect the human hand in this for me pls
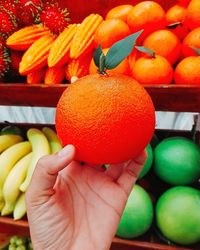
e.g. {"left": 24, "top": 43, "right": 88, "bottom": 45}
{"left": 26, "top": 145, "right": 147, "bottom": 250}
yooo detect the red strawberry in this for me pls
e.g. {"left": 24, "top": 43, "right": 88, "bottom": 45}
{"left": 0, "top": 7, "right": 18, "bottom": 38}
{"left": 16, "top": 0, "right": 42, "bottom": 27}
{"left": 0, "top": 39, "right": 10, "bottom": 81}
{"left": 40, "top": 3, "right": 70, "bottom": 34}
{"left": 0, "top": 0, "right": 17, "bottom": 16}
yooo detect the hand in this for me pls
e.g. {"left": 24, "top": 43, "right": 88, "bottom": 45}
{"left": 26, "top": 145, "right": 147, "bottom": 250}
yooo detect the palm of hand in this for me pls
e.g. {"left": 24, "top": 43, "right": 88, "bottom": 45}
{"left": 29, "top": 162, "right": 128, "bottom": 250}
{"left": 26, "top": 147, "right": 146, "bottom": 250}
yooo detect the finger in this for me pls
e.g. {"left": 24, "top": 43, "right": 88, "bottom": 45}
{"left": 27, "top": 145, "right": 75, "bottom": 197}
{"left": 116, "top": 150, "right": 147, "bottom": 195}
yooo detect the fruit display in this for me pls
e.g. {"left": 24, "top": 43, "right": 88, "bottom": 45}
{"left": 0, "top": 0, "right": 199, "bottom": 85}
{"left": 0, "top": 125, "right": 62, "bottom": 220}
{"left": 0, "top": 234, "right": 33, "bottom": 250}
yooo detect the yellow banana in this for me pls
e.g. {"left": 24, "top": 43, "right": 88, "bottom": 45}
{"left": 20, "top": 129, "right": 50, "bottom": 192}
{"left": 42, "top": 127, "right": 63, "bottom": 154}
{"left": 0, "top": 141, "right": 32, "bottom": 211}
{"left": 13, "top": 192, "right": 26, "bottom": 220}
{"left": 1, "top": 152, "right": 33, "bottom": 216}
{"left": 0, "top": 134, "right": 24, "bottom": 153}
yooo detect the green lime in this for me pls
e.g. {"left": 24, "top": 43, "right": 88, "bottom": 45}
{"left": 156, "top": 186, "right": 200, "bottom": 245}
{"left": 138, "top": 144, "right": 153, "bottom": 179}
{"left": 116, "top": 184, "right": 153, "bottom": 239}
{"left": 154, "top": 137, "right": 200, "bottom": 185}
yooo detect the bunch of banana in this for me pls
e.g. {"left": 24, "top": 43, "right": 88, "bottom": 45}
{"left": 0, "top": 126, "right": 62, "bottom": 220}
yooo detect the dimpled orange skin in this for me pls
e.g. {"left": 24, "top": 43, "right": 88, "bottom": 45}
{"left": 131, "top": 55, "right": 173, "bottom": 85}
{"left": 127, "top": 1, "right": 166, "bottom": 40}
{"left": 56, "top": 74, "right": 155, "bottom": 164}
{"left": 174, "top": 56, "right": 200, "bottom": 85}
{"left": 143, "top": 29, "right": 181, "bottom": 65}
{"left": 182, "top": 28, "right": 200, "bottom": 57}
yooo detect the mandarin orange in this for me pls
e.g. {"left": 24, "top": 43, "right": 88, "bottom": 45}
{"left": 56, "top": 73, "right": 155, "bottom": 164}
{"left": 94, "top": 19, "right": 131, "bottom": 48}
{"left": 174, "top": 56, "right": 200, "bottom": 85}
{"left": 182, "top": 27, "right": 200, "bottom": 57}
{"left": 127, "top": 1, "right": 166, "bottom": 41}
{"left": 105, "top": 5, "right": 134, "bottom": 23}
{"left": 166, "top": 4, "right": 188, "bottom": 41}
{"left": 131, "top": 55, "right": 173, "bottom": 85}
{"left": 184, "top": 0, "right": 200, "bottom": 30}
{"left": 143, "top": 30, "right": 181, "bottom": 65}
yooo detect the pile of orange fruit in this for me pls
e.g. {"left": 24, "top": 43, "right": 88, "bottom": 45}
{"left": 90, "top": 0, "right": 200, "bottom": 85}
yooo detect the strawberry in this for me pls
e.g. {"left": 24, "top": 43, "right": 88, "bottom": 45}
{"left": 40, "top": 3, "right": 70, "bottom": 34}
{"left": 16, "top": 0, "right": 42, "bottom": 27}
{"left": 0, "top": 7, "right": 18, "bottom": 38}
{"left": 0, "top": 39, "right": 10, "bottom": 81}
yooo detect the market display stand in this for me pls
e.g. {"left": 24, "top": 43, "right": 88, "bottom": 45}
{"left": 0, "top": 84, "right": 199, "bottom": 250}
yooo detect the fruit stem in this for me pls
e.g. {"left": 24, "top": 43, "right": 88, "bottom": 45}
{"left": 25, "top": 1, "right": 42, "bottom": 11}
{"left": 98, "top": 53, "right": 107, "bottom": 75}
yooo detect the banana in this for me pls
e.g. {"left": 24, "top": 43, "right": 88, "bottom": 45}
{"left": 42, "top": 127, "right": 63, "bottom": 154}
{"left": 1, "top": 152, "right": 33, "bottom": 216}
{"left": 0, "top": 134, "right": 24, "bottom": 153}
{"left": 0, "top": 141, "right": 32, "bottom": 211}
{"left": 20, "top": 128, "right": 50, "bottom": 192}
{"left": 13, "top": 192, "right": 26, "bottom": 220}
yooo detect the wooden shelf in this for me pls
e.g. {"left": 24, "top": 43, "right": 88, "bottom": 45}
{"left": 0, "top": 217, "right": 197, "bottom": 250}
{"left": 0, "top": 84, "right": 199, "bottom": 112}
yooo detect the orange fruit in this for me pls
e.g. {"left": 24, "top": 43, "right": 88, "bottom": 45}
{"left": 184, "top": 0, "right": 200, "bottom": 30}
{"left": 166, "top": 4, "right": 189, "bottom": 41}
{"left": 89, "top": 48, "right": 130, "bottom": 75}
{"left": 131, "top": 55, "right": 173, "bottom": 85}
{"left": 127, "top": 1, "right": 166, "bottom": 41}
{"left": 174, "top": 56, "right": 200, "bottom": 85}
{"left": 182, "top": 27, "right": 200, "bottom": 57}
{"left": 94, "top": 19, "right": 131, "bottom": 49}
{"left": 143, "top": 29, "right": 181, "bottom": 65}
{"left": 56, "top": 73, "right": 155, "bottom": 164}
{"left": 105, "top": 5, "right": 134, "bottom": 23}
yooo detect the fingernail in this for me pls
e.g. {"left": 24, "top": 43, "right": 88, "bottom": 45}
{"left": 58, "top": 145, "right": 74, "bottom": 157}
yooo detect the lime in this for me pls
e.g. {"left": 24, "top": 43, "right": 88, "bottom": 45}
{"left": 138, "top": 144, "right": 153, "bottom": 179}
{"left": 156, "top": 186, "right": 200, "bottom": 245}
{"left": 154, "top": 137, "right": 200, "bottom": 185}
{"left": 116, "top": 184, "right": 153, "bottom": 239}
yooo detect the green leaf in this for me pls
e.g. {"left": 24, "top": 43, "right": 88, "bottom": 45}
{"left": 135, "top": 46, "right": 155, "bottom": 57}
{"left": 105, "top": 30, "right": 143, "bottom": 70}
{"left": 167, "top": 22, "right": 182, "bottom": 29}
{"left": 190, "top": 46, "right": 200, "bottom": 56}
{"left": 94, "top": 45, "right": 103, "bottom": 67}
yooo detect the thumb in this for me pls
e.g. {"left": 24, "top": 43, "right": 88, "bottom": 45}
{"left": 26, "top": 145, "right": 75, "bottom": 199}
